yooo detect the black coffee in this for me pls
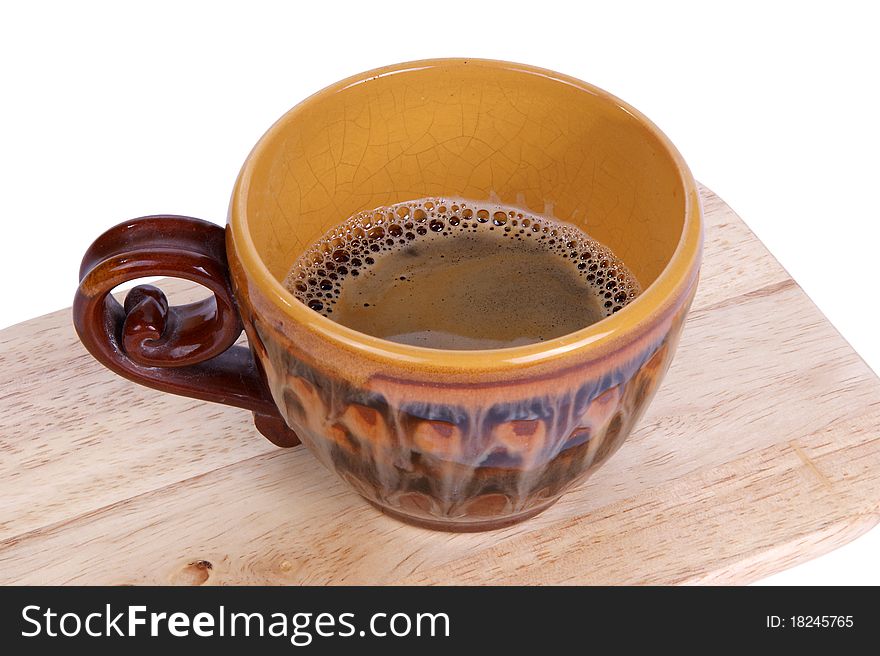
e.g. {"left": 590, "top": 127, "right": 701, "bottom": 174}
{"left": 284, "top": 199, "right": 640, "bottom": 350}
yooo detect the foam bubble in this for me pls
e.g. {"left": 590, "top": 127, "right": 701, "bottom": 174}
{"left": 284, "top": 198, "right": 641, "bottom": 320}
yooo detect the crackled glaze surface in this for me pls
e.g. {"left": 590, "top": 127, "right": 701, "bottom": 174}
{"left": 236, "top": 61, "right": 689, "bottom": 296}
{"left": 226, "top": 59, "right": 703, "bottom": 529}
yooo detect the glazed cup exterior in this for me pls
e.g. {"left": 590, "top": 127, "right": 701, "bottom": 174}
{"left": 226, "top": 59, "right": 703, "bottom": 530}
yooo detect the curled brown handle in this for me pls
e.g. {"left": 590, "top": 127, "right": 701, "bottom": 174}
{"left": 73, "top": 215, "right": 299, "bottom": 447}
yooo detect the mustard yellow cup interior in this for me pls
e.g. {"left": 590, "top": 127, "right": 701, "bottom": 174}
{"left": 231, "top": 58, "right": 701, "bottom": 365}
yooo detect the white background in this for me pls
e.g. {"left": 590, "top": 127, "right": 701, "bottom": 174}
{"left": 1, "top": 1, "right": 877, "bottom": 584}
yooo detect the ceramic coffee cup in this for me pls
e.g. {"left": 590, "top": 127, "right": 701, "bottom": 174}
{"left": 74, "top": 59, "right": 702, "bottom": 531}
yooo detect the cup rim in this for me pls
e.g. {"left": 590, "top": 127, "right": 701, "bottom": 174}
{"left": 229, "top": 58, "right": 702, "bottom": 371}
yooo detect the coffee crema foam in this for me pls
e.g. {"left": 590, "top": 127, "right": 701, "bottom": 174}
{"left": 284, "top": 198, "right": 641, "bottom": 349}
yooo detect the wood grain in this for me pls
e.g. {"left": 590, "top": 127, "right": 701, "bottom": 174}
{"left": 0, "top": 185, "right": 878, "bottom": 585}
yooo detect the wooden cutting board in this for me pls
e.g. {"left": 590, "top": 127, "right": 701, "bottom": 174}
{"left": 1, "top": 185, "right": 878, "bottom": 585}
